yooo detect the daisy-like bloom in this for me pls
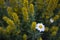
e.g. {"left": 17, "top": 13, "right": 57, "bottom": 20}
{"left": 50, "top": 18, "right": 54, "bottom": 23}
{"left": 36, "top": 23, "right": 45, "bottom": 32}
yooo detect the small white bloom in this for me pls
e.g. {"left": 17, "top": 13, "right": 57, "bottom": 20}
{"left": 50, "top": 18, "right": 54, "bottom": 23}
{"left": 36, "top": 23, "right": 45, "bottom": 32}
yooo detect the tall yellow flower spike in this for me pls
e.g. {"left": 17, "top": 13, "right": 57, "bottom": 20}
{"left": 23, "top": 0, "right": 28, "bottom": 8}
{"left": 31, "top": 22, "right": 36, "bottom": 31}
{"left": 7, "top": 7, "right": 13, "bottom": 16}
{"left": 23, "top": 34, "right": 27, "bottom": 40}
{"left": 29, "top": 4, "right": 34, "bottom": 16}
{"left": 3, "top": 16, "right": 15, "bottom": 27}
{"left": 22, "top": 7, "right": 29, "bottom": 22}
{"left": 12, "top": 12, "right": 20, "bottom": 25}
{"left": 6, "top": 25, "right": 16, "bottom": 34}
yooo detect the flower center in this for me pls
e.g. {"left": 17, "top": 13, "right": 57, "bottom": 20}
{"left": 39, "top": 25, "right": 42, "bottom": 29}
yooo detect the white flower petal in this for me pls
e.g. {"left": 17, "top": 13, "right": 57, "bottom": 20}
{"left": 50, "top": 18, "right": 54, "bottom": 23}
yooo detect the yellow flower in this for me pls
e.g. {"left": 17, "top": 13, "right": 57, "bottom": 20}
{"left": 23, "top": 34, "right": 27, "bottom": 40}
{"left": 7, "top": 7, "right": 13, "bottom": 15}
{"left": 12, "top": 12, "right": 20, "bottom": 25}
{"left": 50, "top": 26, "right": 58, "bottom": 32}
{"left": 47, "top": 0, "right": 58, "bottom": 11}
{"left": 37, "top": 37, "right": 43, "bottom": 40}
{"left": 13, "top": 7, "right": 18, "bottom": 12}
{"left": 53, "top": 15, "right": 59, "bottom": 21}
{"left": 51, "top": 31, "right": 57, "bottom": 36}
{"left": 22, "top": 7, "right": 29, "bottom": 22}
{"left": 31, "top": 22, "right": 36, "bottom": 31}
{"left": 23, "top": 0, "right": 28, "bottom": 8}
{"left": 29, "top": 4, "right": 34, "bottom": 16}
{"left": 39, "top": 37, "right": 43, "bottom": 40}
{"left": 45, "top": 27, "right": 49, "bottom": 32}
{"left": 36, "top": 0, "right": 44, "bottom": 10}
{"left": 6, "top": 25, "right": 16, "bottom": 34}
{"left": 3, "top": 16, "right": 15, "bottom": 27}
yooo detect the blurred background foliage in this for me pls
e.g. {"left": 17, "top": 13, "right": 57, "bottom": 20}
{"left": 0, "top": 0, "right": 60, "bottom": 40}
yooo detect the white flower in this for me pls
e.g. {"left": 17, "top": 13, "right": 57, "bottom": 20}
{"left": 50, "top": 18, "right": 54, "bottom": 23}
{"left": 36, "top": 23, "right": 45, "bottom": 32}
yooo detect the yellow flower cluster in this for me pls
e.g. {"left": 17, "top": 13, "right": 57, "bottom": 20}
{"left": 51, "top": 31, "right": 57, "bottom": 36}
{"left": 36, "top": 0, "right": 44, "bottom": 10}
{"left": 47, "top": 0, "right": 58, "bottom": 12}
{"left": 7, "top": 7, "right": 20, "bottom": 25}
{"left": 3, "top": 16, "right": 15, "bottom": 27}
{"left": 53, "top": 11, "right": 60, "bottom": 21}
{"left": 6, "top": 25, "right": 16, "bottom": 34}
{"left": 23, "top": 34, "right": 27, "bottom": 40}
{"left": 22, "top": 7, "right": 29, "bottom": 22}
{"left": 50, "top": 26, "right": 58, "bottom": 32}
{"left": 31, "top": 22, "right": 36, "bottom": 31}
{"left": 45, "top": 27, "right": 49, "bottom": 32}
{"left": 37, "top": 37, "right": 43, "bottom": 40}
{"left": 12, "top": 12, "right": 20, "bottom": 25}
{"left": 50, "top": 26, "right": 59, "bottom": 36}
{"left": 7, "top": 7, "right": 13, "bottom": 16}
{"left": 23, "top": 0, "right": 28, "bottom": 8}
{"left": 13, "top": 7, "right": 18, "bottom": 12}
{"left": 53, "top": 15, "right": 60, "bottom": 21}
{"left": 42, "top": 11, "right": 54, "bottom": 19}
{"left": 29, "top": 4, "right": 34, "bottom": 16}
